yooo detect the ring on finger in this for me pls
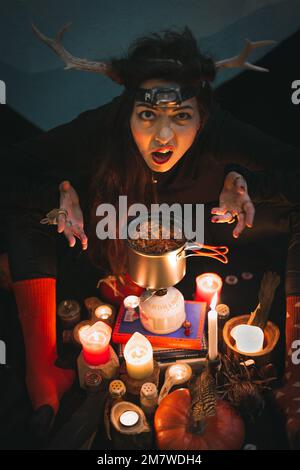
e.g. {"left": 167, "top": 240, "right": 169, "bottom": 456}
{"left": 227, "top": 211, "right": 236, "bottom": 223}
{"left": 57, "top": 208, "right": 68, "bottom": 219}
{"left": 228, "top": 211, "right": 243, "bottom": 223}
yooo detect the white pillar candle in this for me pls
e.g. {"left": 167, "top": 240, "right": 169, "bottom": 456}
{"left": 231, "top": 324, "right": 264, "bottom": 354}
{"left": 208, "top": 292, "right": 218, "bottom": 360}
{"left": 124, "top": 332, "right": 153, "bottom": 380}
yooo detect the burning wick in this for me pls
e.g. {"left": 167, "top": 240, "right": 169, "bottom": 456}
{"left": 119, "top": 410, "right": 139, "bottom": 427}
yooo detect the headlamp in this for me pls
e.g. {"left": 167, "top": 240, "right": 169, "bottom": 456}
{"left": 135, "top": 85, "right": 202, "bottom": 107}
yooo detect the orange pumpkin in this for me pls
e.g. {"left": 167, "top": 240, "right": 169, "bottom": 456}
{"left": 154, "top": 388, "right": 245, "bottom": 450}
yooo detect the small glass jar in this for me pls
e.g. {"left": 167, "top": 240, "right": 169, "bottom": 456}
{"left": 84, "top": 370, "right": 103, "bottom": 394}
{"left": 140, "top": 382, "right": 158, "bottom": 416}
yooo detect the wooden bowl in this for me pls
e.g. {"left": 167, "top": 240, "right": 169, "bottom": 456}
{"left": 223, "top": 314, "right": 280, "bottom": 366}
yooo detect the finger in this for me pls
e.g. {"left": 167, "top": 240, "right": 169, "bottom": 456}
{"left": 64, "top": 223, "right": 76, "bottom": 248}
{"left": 243, "top": 201, "right": 255, "bottom": 228}
{"left": 236, "top": 185, "right": 246, "bottom": 195}
{"left": 57, "top": 213, "right": 67, "bottom": 233}
{"left": 60, "top": 180, "right": 71, "bottom": 192}
{"left": 211, "top": 206, "right": 228, "bottom": 216}
{"left": 74, "top": 227, "right": 88, "bottom": 250}
{"left": 233, "top": 212, "right": 246, "bottom": 238}
{"left": 234, "top": 176, "right": 246, "bottom": 195}
{"left": 211, "top": 212, "right": 234, "bottom": 223}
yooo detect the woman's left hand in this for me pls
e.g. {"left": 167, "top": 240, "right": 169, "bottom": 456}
{"left": 57, "top": 180, "right": 88, "bottom": 250}
{"left": 211, "top": 171, "right": 255, "bottom": 238}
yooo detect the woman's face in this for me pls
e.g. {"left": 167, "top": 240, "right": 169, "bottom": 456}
{"left": 130, "top": 79, "right": 201, "bottom": 172}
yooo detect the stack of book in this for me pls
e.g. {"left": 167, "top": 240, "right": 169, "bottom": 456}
{"left": 113, "top": 300, "right": 207, "bottom": 368}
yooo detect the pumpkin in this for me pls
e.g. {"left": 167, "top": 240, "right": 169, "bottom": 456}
{"left": 155, "top": 371, "right": 245, "bottom": 450}
{"left": 97, "top": 272, "right": 144, "bottom": 306}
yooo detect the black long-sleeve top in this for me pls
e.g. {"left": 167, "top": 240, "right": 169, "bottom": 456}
{"left": 1, "top": 96, "right": 299, "bottom": 214}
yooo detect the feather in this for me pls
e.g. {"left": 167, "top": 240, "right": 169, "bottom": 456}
{"left": 190, "top": 370, "right": 216, "bottom": 430}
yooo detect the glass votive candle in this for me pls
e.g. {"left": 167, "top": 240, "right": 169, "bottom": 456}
{"left": 57, "top": 299, "right": 81, "bottom": 329}
{"left": 93, "top": 304, "right": 114, "bottom": 326}
{"left": 195, "top": 273, "right": 223, "bottom": 305}
{"left": 79, "top": 321, "right": 112, "bottom": 366}
{"left": 73, "top": 320, "right": 94, "bottom": 346}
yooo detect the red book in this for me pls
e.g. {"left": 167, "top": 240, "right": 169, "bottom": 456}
{"left": 112, "top": 300, "right": 207, "bottom": 350}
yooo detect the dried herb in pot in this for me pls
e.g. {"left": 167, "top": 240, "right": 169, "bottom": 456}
{"left": 217, "top": 355, "right": 276, "bottom": 422}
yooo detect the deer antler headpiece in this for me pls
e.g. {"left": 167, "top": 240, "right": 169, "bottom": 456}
{"left": 32, "top": 23, "right": 276, "bottom": 100}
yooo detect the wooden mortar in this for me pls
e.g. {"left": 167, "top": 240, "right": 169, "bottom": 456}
{"left": 223, "top": 314, "right": 280, "bottom": 367}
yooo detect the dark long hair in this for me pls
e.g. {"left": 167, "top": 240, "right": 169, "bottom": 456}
{"left": 88, "top": 27, "right": 216, "bottom": 276}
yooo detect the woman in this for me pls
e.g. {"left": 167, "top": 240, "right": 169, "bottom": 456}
{"left": 3, "top": 27, "right": 300, "bottom": 447}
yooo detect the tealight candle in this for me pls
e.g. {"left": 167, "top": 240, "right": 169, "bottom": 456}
{"left": 124, "top": 332, "right": 153, "bottom": 380}
{"left": 119, "top": 410, "right": 139, "bottom": 427}
{"left": 208, "top": 293, "right": 218, "bottom": 360}
{"left": 79, "top": 321, "right": 111, "bottom": 366}
{"left": 95, "top": 305, "right": 112, "bottom": 320}
{"left": 93, "top": 304, "right": 114, "bottom": 326}
{"left": 231, "top": 324, "right": 264, "bottom": 354}
{"left": 195, "top": 273, "right": 223, "bottom": 305}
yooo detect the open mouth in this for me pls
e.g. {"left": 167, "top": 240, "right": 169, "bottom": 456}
{"left": 151, "top": 148, "right": 174, "bottom": 165}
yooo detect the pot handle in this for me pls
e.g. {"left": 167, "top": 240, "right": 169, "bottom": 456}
{"left": 183, "top": 242, "right": 229, "bottom": 264}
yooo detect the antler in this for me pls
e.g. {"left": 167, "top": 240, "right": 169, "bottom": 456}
{"left": 216, "top": 39, "right": 276, "bottom": 72}
{"left": 31, "top": 23, "right": 122, "bottom": 83}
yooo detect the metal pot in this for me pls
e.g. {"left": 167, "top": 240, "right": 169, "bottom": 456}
{"left": 127, "top": 241, "right": 228, "bottom": 290}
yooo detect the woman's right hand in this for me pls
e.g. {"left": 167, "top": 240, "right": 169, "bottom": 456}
{"left": 57, "top": 180, "right": 88, "bottom": 250}
{"left": 211, "top": 171, "right": 255, "bottom": 238}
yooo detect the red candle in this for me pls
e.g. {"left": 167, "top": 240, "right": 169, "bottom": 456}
{"left": 195, "top": 273, "right": 223, "bottom": 305}
{"left": 79, "top": 321, "right": 111, "bottom": 366}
